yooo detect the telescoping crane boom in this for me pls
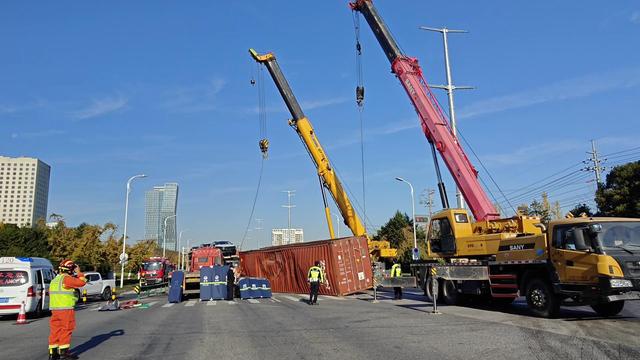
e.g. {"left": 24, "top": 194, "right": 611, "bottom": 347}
{"left": 350, "top": 0, "right": 499, "bottom": 222}
{"left": 249, "top": 49, "right": 397, "bottom": 259}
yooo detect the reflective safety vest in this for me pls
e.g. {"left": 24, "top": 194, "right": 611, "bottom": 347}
{"left": 308, "top": 266, "right": 324, "bottom": 283}
{"left": 390, "top": 264, "right": 401, "bottom": 278}
{"left": 49, "top": 274, "right": 78, "bottom": 310}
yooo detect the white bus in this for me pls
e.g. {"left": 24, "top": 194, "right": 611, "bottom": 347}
{"left": 0, "top": 257, "right": 55, "bottom": 316}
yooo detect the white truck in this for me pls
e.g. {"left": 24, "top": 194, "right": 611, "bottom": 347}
{"left": 79, "top": 272, "right": 115, "bottom": 301}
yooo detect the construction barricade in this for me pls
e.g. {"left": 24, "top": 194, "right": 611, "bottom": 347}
{"left": 238, "top": 277, "right": 272, "bottom": 299}
{"left": 168, "top": 271, "right": 184, "bottom": 303}
{"left": 200, "top": 265, "right": 229, "bottom": 301}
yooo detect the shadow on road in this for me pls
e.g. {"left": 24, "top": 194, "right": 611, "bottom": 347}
{"left": 375, "top": 289, "right": 639, "bottom": 321}
{"left": 71, "top": 329, "right": 125, "bottom": 355}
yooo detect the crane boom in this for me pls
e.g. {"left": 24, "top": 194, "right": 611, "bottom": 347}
{"left": 351, "top": 0, "right": 500, "bottom": 221}
{"left": 249, "top": 49, "right": 367, "bottom": 238}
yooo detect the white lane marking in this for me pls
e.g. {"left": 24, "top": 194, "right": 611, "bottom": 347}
{"left": 227, "top": 301, "right": 237, "bottom": 305}
{"left": 185, "top": 301, "right": 197, "bottom": 307}
{"left": 162, "top": 303, "right": 175, "bottom": 308}
{"left": 283, "top": 295, "right": 301, "bottom": 302}
{"left": 207, "top": 301, "right": 217, "bottom": 306}
{"left": 270, "top": 297, "right": 281, "bottom": 303}
{"left": 247, "top": 298, "right": 260, "bottom": 304}
{"left": 146, "top": 301, "right": 159, "bottom": 307}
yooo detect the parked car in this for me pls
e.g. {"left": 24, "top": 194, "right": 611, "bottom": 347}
{"left": 0, "top": 257, "right": 55, "bottom": 317}
{"left": 78, "top": 272, "right": 115, "bottom": 301}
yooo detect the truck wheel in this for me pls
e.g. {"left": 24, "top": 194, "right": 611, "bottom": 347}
{"left": 442, "top": 280, "right": 460, "bottom": 305}
{"left": 102, "top": 287, "right": 112, "bottom": 301}
{"left": 424, "top": 276, "right": 435, "bottom": 301}
{"left": 591, "top": 301, "right": 624, "bottom": 317}
{"left": 525, "top": 278, "right": 559, "bottom": 318}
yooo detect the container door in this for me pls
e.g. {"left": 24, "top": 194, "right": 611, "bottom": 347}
{"left": 351, "top": 238, "right": 368, "bottom": 290}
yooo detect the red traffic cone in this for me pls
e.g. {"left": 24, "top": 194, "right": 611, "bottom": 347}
{"left": 15, "top": 301, "right": 27, "bottom": 325}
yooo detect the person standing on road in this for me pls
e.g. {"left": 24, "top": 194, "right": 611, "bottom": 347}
{"left": 48, "top": 259, "right": 87, "bottom": 360}
{"left": 226, "top": 265, "right": 235, "bottom": 300}
{"left": 390, "top": 260, "right": 402, "bottom": 300}
{"left": 307, "top": 261, "right": 325, "bottom": 305}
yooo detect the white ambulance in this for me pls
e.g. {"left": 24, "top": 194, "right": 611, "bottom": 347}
{"left": 0, "top": 257, "right": 55, "bottom": 316}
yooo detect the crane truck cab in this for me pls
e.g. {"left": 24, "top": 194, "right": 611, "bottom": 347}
{"left": 422, "top": 209, "right": 640, "bottom": 317}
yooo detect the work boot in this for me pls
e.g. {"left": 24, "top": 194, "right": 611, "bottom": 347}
{"left": 48, "top": 348, "right": 60, "bottom": 360}
{"left": 59, "top": 349, "right": 79, "bottom": 360}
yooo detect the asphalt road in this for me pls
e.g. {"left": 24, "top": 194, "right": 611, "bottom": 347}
{"left": 1, "top": 289, "right": 639, "bottom": 360}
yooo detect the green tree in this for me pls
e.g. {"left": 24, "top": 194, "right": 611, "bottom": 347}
{"left": 46, "top": 219, "right": 78, "bottom": 263}
{"left": 71, "top": 224, "right": 105, "bottom": 271}
{"left": 568, "top": 203, "right": 593, "bottom": 217}
{"left": 102, "top": 223, "right": 122, "bottom": 272}
{"left": 0, "top": 223, "right": 50, "bottom": 258}
{"left": 596, "top": 161, "right": 640, "bottom": 217}
{"left": 374, "top": 211, "right": 427, "bottom": 265}
{"left": 127, "top": 240, "right": 157, "bottom": 273}
{"left": 374, "top": 211, "right": 412, "bottom": 249}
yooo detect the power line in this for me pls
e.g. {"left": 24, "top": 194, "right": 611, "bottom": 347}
{"left": 602, "top": 145, "right": 640, "bottom": 157}
{"left": 503, "top": 162, "right": 582, "bottom": 195}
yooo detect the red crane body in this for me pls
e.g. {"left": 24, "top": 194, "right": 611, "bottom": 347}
{"left": 351, "top": 0, "right": 500, "bottom": 221}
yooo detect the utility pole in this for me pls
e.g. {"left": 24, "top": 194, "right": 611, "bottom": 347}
{"left": 281, "top": 190, "right": 296, "bottom": 245}
{"left": 582, "top": 140, "right": 606, "bottom": 212}
{"left": 420, "top": 188, "right": 436, "bottom": 221}
{"left": 584, "top": 139, "right": 605, "bottom": 185}
{"left": 420, "top": 26, "right": 473, "bottom": 210}
{"left": 255, "top": 218, "right": 263, "bottom": 249}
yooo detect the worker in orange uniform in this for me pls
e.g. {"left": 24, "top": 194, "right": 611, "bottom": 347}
{"left": 48, "top": 260, "right": 87, "bottom": 360}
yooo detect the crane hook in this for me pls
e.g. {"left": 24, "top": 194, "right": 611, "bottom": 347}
{"left": 259, "top": 138, "right": 269, "bottom": 159}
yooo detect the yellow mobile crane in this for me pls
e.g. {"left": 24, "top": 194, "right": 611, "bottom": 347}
{"left": 250, "top": 49, "right": 396, "bottom": 259}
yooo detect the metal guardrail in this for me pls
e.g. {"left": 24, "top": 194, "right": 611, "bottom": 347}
{"left": 135, "top": 282, "right": 169, "bottom": 298}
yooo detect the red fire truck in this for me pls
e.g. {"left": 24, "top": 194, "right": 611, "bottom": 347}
{"left": 139, "top": 257, "right": 174, "bottom": 284}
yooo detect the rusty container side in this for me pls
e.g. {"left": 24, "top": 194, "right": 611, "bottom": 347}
{"left": 239, "top": 236, "right": 373, "bottom": 296}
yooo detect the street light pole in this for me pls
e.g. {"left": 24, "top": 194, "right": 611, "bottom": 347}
{"left": 184, "top": 238, "right": 191, "bottom": 271}
{"left": 120, "top": 174, "right": 147, "bottom": 289}
{"left": 178, "top": 229, "right": 188, "bottom": 271}
{"left": 395, "top": 177, "right": 417, "bottom": 251}
{"left": 162, "top": 214, "right": 177, "bottom": 258}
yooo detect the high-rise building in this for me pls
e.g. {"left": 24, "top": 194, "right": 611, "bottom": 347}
{"left": 144, "top": 183, "right": 179, "bottom": 251}
{"left": 271, "top": 228, "right": 304, "bottom": 246}
{"left": 0, "top": 156, "right": 50, "bottom": 227}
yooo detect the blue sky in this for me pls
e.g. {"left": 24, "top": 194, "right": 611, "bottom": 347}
{"left": 2, "top": 1, "right": 639, "bottom": 249}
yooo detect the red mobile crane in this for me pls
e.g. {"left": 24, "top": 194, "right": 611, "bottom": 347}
{"left": 350, "top": 0, "right": 499, "bottom": 222}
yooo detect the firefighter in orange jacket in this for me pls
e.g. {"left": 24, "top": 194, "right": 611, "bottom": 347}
{"left": 48, "top": 259, "right": 87, "bottom": 360}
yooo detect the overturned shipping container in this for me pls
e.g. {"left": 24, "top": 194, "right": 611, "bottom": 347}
{"left": 239, "top": 236, "right": 373, "bottom": 296}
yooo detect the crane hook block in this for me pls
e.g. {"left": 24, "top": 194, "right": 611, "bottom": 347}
{"left": 259, "top": 138, "right": 269, "bottom": 159}
{"left": 356, "top": 86, "right": 365, "bottom": 106}
{"left": 250, "top": 78, "right": 256, "bottom": 86}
